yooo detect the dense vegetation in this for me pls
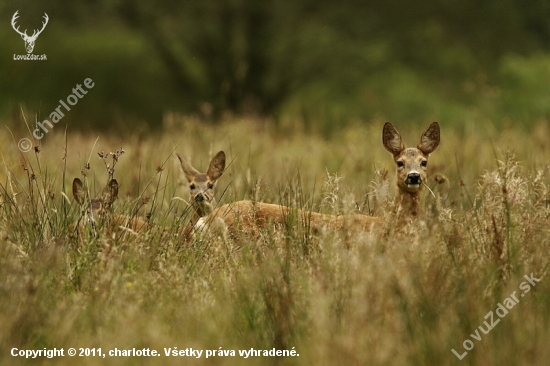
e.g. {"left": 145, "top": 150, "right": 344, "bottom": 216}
{"left": 0, "top": 117, "right": 549, "bottom": 365}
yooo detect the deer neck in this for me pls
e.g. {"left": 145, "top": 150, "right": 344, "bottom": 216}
{"left": 191, "top": 199, "right": 215, "bottom": 225}
{"left": 397, "top": 189, "right": 421, "bottom": 217}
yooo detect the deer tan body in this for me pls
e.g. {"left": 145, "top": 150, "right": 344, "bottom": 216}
{"left": 195, "top": 200, "right": 382, "bottom": 239}
{"left": 72, "top": 178, "right": 149, "bottom": 238}
{"left": 195, "top": 122, "right": 440, "bottom": 239}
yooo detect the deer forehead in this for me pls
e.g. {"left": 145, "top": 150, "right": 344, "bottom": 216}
{"left": 191, "top": 174, "right": 212, "bottom": 185}
{"left": 396, "top": 148, "right": 428, "bottom": 162}
{"left": 90, "top": 199, "right": 103, "bottom": 210}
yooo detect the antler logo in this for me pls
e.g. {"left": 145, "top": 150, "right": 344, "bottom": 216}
{"left": 11, "top": 11, "right": 49, "bottom": 54}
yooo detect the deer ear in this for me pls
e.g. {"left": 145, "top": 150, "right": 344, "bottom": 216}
{"left": 102, "top": 179, "right": 119, "bottom": 209}
{"left": 177, "top": 153, "right": 201, "bottom": 183}
{"left": 72, "top": 178, "right": 86, "bottom": 205}
{"left": 418, "top": 122, "right": 440, "bottom": 155}
{"left": 206, "top": 151, "right": 226, "bottom": 181}
{"left": 382, "top": 122, "right": 405, "bottom": 156}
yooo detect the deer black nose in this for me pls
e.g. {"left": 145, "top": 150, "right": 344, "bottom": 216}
{"left": 195, "top": 194, "right": 204, "bottom": 202}
{"left": 406, "top": 173, "right": 421, "bottom": 185}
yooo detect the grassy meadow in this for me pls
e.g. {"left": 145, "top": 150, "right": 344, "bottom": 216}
{"left": 1, "top": 115, "right": 549, "bottom": 365}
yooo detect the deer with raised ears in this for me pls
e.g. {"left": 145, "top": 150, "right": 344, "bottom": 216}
{"left": 176, "top": 151, "right": 226, "bottom": 226}
{"left": 382, "top": 122, "right": 440, "bottom": 217}
{"left": 11, "top": 11, "right": 49, "bottom": 53}
{"left": 194, "top": 123, "right": 441, "bottom": 240}
{"left": 72, "top": 178, "right": 149, "bottom": 238}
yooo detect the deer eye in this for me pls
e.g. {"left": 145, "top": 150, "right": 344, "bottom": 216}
{"left": 397, "top": 161, "right": 405, "bottom": 168}
{"left": 421, "top": 160, "right": 428, "bottom": 167}
{"left": 189, "top": 184, "right": 196, "bottom": 190}
{"left": 207, "top": 182, "right": 213, "bottom": 189}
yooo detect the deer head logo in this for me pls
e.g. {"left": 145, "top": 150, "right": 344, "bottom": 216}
{"left": 11, "top": 11, "right": 49, "bottom": 54}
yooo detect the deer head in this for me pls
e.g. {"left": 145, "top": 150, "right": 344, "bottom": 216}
{"left": 73, "top": 178, "right": 119, "bottom": 226}
{"left": 177, "top": 151, "right": 226, "bottom": 221}
{"left": 383, "top": 122, "right": 440, "bottom": 215}
{"left": 11, "top": 11, "right": 49, "bottom": 53}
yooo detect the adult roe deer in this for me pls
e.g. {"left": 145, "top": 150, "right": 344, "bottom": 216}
{"left": 382, "top": 121, "right": 440, "bottom": 217}
{"left": 193, "top": 122, "right": 440, "bottom": 239}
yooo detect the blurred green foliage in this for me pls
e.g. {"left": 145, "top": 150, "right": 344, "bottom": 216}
{"left": 1, "top": 0, "right": 550, "bottom": 131}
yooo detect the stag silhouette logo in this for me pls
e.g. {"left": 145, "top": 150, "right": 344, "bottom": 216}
{"left": 11, "top": 11, "right": 49, "bottom": 54}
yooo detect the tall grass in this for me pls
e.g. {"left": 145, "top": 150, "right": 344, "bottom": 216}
{"left": 0, "top": 115, "right": 549, "bottom": 365}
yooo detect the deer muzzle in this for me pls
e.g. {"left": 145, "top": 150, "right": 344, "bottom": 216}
{"left": 405, "top": 172, "right": 421, "bottom": 186}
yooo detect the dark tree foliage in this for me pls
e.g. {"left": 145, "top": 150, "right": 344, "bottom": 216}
{"left": 2, "top": 0, "right": 550, "bottom": 128}
{"left": 113, "top": 0, "right": 550, "bottom": 115}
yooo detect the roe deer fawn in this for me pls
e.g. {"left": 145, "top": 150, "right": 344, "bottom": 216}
{"left": 72, "top": 151, "right": 226, "bottom": 240}
{"left": 194, "top": 122, "right": 440, "bottom": 240}
{"left": 176, "top": 150, "right": 228, "bottom": 240}
{"left": 72, "top": 178, "right": 149, "bottom": 237}
{"left": 382, "top": 121, "right": 440, "bottom": 217}
{"left": 176, "top": 151, "right": 226, "bottom": 225}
